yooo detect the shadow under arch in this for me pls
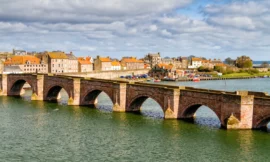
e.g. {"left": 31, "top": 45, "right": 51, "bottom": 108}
{"left": 9, "top": 79, "right": 33, "bottom": 98}
{"left": 255, "top": 116, "right": 270, "bottom": 131}
{"left": 182, "top": 104, "right": 221, "bottom": 128}
{"left": 128, "top": 96, "right": 164, "bottom": 118}
{"left": 82, "top": 90, "right": 113, "bottom": 111}
{"left": 45, "top": 85, "right": 69, "bottom": 103}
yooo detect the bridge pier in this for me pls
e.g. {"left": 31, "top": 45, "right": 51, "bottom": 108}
{"left": 164, "top": 89, "right": 180, "bottom": 119}
{"left": 0, "top": 74, "right": 7, "bottom": 96}
{"left": 112, "top": 83, "right": 127, "bottom": 112}
{"left": 226, "top": 91, "right": 254, "bottom": 129}
{"left": 31, "top": 75, "right": 44, "bottom": 101}
{"left": 68, "top": 78, "right": 81, "bottom": 105}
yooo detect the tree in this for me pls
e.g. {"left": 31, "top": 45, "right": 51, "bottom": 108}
{"left": 224, "top": 57, "right": 235, "bottom": 65}
{"left": 235, "top": 55, "right": 253, "bottom": 68}
{"left": 261, "top": 62, "right": 269, "bottom": 68}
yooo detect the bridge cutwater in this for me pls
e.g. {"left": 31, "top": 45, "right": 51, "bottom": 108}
{"left": 1, "top": 74, "right": 270, "bottom": 130}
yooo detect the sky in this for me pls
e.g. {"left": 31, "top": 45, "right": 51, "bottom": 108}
{"left": 0, "top": 0, "right": 269, "bottom": 60}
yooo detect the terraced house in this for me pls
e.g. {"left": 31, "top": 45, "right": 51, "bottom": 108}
{"left": 4, "top": 55, "right": 48, "bottom": 73}
{"left": 121, "top": 57, "right": 144, "bottom": 70}
{"left": 78, "top": 57, "right": 93, "bottom": 72}
{"left": 94, "top": 56, "right": 112, "bottom": 71}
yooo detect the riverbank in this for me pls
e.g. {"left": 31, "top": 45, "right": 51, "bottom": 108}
{"left": 164, "top": 72, "right": 270, "bottom": 82}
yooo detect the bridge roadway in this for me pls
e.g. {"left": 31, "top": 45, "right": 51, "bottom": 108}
{"left": 0, "top": 74, "right": 270, "bottom": 130}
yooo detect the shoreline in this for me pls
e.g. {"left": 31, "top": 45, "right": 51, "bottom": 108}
{"left": 175, "top": 75, "right": 268, "bottom": 82}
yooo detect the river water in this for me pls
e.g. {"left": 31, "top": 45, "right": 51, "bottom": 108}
{"left": 1, "top": 78, "right": 270, "bottom": 161}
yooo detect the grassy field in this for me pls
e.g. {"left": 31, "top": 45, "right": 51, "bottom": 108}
{"left": 219, "top": 72, "right": 270, "bottom": 78}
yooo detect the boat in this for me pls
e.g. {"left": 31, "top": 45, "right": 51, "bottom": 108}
{"left": 193, "top": 77, "right": 200, "bottom": 82}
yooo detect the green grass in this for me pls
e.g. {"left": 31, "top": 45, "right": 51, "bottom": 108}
{"left": 217, "top": 72, "right": 270, "bottom": 78}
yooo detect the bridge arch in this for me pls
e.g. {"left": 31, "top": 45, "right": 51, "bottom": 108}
{"left": 127, "top": 95, "right": 165, "bottom": 115}
{"left": 9, "top": 79, "right": 34, "bottom": 96}
{"left": 255, "top": 116, "right": 270, "bottom": 131}
{"left": 181, "top": 104, "right": 222, "bottom": 125}
{"left": 45, "top": 85, "right": 70, "bottom": 102}
{"left": 81, "top": 89, "right": 113, "bottom": 106}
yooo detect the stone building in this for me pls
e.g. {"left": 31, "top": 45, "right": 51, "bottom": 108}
{"left": 188, "top": 57, "right": 202, "bottom": 69}
{"left": 179, "top": 57, "right": 188, "bottom": 69}
{"left": 121, "top": 57, "right": 144, "bottom": 70}
{"left": 111, "top": 60, "right": 121, "bottom": 70}
{"left": 78, "top": 57, "right": 93, "bottom": 72}
{"left": 3, "top": 66, "right": 23, "bottom": 74}
{"left": 144, "top": 52, "right": 162, "bottom": 68}
{"left": 162, "top": 57, "right": 174, "bottom": 64}
{"left": 0, "top": 60, "right": 4, "bottom": 74}
{"left": 94, "top": 56, "right": 112, "bottom": 71}
{"left": 47, "top": 51, "right": 68, "bottom": 73}
{"left": 4, "top": 55, "right": 48, "bottom": 73}
{"left": 66, "top": 53, "right": 78, "bottom": 73}
{"left": 13, "top": 49, "right": 27, "bottom": 56}
{"left": 149, "top": 63, "right": 176, "bottom": 79}
{"left": 202, "top": 59, "right": 214, "bottom": 69}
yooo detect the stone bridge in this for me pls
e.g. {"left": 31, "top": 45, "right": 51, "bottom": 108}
{"left": 1, "top": 74, "right": 270, "bottom": 130}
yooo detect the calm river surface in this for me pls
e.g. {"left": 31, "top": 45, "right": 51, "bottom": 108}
{"left": 1, "top": 78, "right": 270, "bottom": 161}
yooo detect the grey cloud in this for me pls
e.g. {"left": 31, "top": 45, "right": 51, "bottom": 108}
{"left": 0, "top": 0, "right": 270, "bottom": 59}
{"left": 0, "top": 0, "right": 192, "bottom": 23}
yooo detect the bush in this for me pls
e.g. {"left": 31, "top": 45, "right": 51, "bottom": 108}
{"left": 198, "top": 66, "right": 213, "bottom": 72}
{"left": 248, "top": 69, "right": 259, "bottom": 74}
{"left": 238, "top": 69, "right": 245, "bottom": 73}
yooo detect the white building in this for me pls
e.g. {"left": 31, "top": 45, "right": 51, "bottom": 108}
{"left": 111, "top": 60, "right": 121, "bottom": 70}
{"left": 188, "top": 57, "right": 202, "bottom": 69}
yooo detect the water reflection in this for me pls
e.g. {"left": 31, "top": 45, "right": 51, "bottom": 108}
{"left": 194, "top": 106, "right": 221, "bottom": 128}
{"left": 140, "top": 98, "right": 164, "bottom": 118}
{"left": 96, "top": 92, "right": 113, "bottom": 112}
{"left": 57, "top": 89, "right": 69, "bottom": 105}
{"left": 20, "top": 88, "right": 33, "bottom": 101}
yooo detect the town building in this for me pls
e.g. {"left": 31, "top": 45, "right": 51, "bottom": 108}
{"left": 78, "top": 57, "right": 93, "bottom": 72}
{"left": 162, "top": 57, "right": 174, "bottom": 64}
{"left": 0, "top": 60, "right": 4, "bottom": 74}
{"left": 0, "top": 52, "right": 13, "bottom": 62}
{"left": 121, "top": 57, "right": 144, "bottom": 70}
{"left": 144, "top": 53, "right": 162, "bottom": 68}
{"left": 144, "top": 64, "right": 150, "bottom": 69}
{"left": 94, "top": 56, "right": 112, "bottom": 71}
{"left": 47, "top": 51, "right": 68, "bottom": 73}
{"left": 202, "top": 59, "right": 214, "bottom": 69}
{"left": 66, "top": 53, "right": 78, "bottom": 73}
{"left": 179, "top": 57, "right": 188, "bottom": 69}
{"left": 210, "top": 59, "right": 223, "bottom": 67}
{"left": 13, "top": 49, "right": 27, "bottom": 56}
{"left": 3, "top": 66, "right": 23, "bottom": 74}
{"left": 188, "top": 57, "right": 202, "bottom": 69}
{"left": 150, "top": 63, "right": 176, "bottom": 79}
{"left": 4, "top": 55, "right": 48, "bottom": 73}
{"left": 111, "top": 60, "right": 121, "bottom": 70}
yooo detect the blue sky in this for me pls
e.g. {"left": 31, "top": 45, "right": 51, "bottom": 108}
{"left": 0, "top": 0, "right": 269, "bottom": 60}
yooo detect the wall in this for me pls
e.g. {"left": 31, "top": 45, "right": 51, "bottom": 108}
{"left": 60, "top": 69, "right": 149, "bottom": 79}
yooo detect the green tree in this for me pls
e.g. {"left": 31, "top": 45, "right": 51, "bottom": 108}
{"left": 261, "top": 62, "right": 269, "bottom": 68}
{"left": 224, "top": 57, "right": 235, "bottom": 65}
{"left": 235, "top": 55, "right": 253, "bottom": 68}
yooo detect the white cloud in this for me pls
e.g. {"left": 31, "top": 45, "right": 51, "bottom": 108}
{"left": 149, "top": 25, "right": 158, "bottom": 31}
{"left": 161, "top": 29, "right": 172, "bottom": 37}
{"left": 0, "top": 0, "right": 270, "bottom": 59}
{"left": 0, "top": 0, "right": 192, "bottom": 23}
